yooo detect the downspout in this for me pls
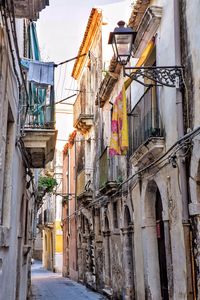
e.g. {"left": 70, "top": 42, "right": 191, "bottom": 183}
{"left": 174, "top": 0, "right": 189, "bottom": 222}
{"left": 174, "top": 0, "right": 193, "bottom": 297}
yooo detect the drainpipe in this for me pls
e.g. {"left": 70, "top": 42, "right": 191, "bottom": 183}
{"left": 174, "top": 0, "right": 193, "bottom": 297}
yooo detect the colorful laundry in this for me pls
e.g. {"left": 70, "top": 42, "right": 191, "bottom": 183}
{"left": 109, "top": 85, "right": 128, "bottom": 156}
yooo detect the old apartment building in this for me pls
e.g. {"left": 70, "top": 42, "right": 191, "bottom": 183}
{"left": 63, "top": 0, "right": 200, "bottom": 299}
{"left": 0, "top": 1, "right": 57, "bottom": 299}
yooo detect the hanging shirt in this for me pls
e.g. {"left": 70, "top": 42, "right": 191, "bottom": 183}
{"left": 27, "top": 61, "right": 54, "bottom": 87}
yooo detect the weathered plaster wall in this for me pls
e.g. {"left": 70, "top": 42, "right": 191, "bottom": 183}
{"left": 127, "top": 0, "right": 189, "bottom": 298}
{"left": 183, "top": 0, "right": 200, "bottom": 128}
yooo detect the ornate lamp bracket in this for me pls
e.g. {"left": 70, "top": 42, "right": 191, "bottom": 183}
{"left": 124, "top": 66, "right": 184, "bottom": 88}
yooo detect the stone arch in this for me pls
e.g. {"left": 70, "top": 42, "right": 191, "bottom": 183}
{"left": 124, "top": 205, "right": 132, "bottom": 228}
{"left": 82, "top": 208, "right": 93, "bottom": 230}
{"left": 105, "top": 215, "right": 109, "bottom": 231}
{"left": 142, "top": 180, "right": 169, "bottom": 300}
{"left": 144, "top": 180, "right": 157, "bottom": 221}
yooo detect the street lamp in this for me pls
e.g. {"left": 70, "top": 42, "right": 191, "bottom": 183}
{"left": 108, "top": 21, "right": 137, "bottom": 65}
{"left": 109, "top": 22, "right": 184, "bottom": 88}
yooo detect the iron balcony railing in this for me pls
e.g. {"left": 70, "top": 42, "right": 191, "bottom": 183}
{"left": 44, "top": 208, "right": 54, "bottom": 224}
{"left": 73, "top": 93, "right": 93, "bottom": 126}
{"left": 77, "top": 169, "right": 86, "bottom": 196}
{"left": 20, "top": 86, "right": 55, "bottom": 129}
{"left": 99, "top": 148, "right": 121, "bottom": 189}
{"left": 128, "top": 86, "right": 163, "bottom": 156}
{"left": 76, "top": 169, "right": 92, "bottom": 197}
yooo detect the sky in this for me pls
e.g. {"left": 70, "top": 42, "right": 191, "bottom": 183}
{"left": 37, "top": 0, "right": 125, "bottom": 62}
{"left": 37, "top": 0, "right": 130, "bottom": 102}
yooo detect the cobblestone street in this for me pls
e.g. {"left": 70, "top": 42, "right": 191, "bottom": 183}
{"left": 31, "top": 261, "right": 105, "bottom": 300}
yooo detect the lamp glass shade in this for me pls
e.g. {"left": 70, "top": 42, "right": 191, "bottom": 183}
{"left": 113, "top": 33, "right": 133, "bottom": 65}
{"left": 114, "top": 34, "right": 133, "bottom": 56}
{"left": 108, "top": 21, "right": 137, "bottom": 65}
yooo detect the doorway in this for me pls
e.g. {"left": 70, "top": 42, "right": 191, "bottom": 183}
{"left": 156, "top": 189, "right": 169, "bottom": 300}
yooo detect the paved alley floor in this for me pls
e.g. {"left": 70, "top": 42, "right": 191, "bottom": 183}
{"left": 31, "top": 261, "right": 106, "bottom": 300}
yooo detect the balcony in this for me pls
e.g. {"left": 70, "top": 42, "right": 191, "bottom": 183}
{"left": 99, "top": 148, "right": 119, "bottom": 195}
{"left": 44, "top": 209, "right": 54, "bottom": 227}
{"left": 21, "top": 87, "right": 57, "bottom": 168}
{"left": 76, "top": 169, "right": 92, "bottom": 204}
{"left": 11, "top": 0, "right": 49, "bottom": 20}
{"left": 73, "top": 93, "right": 93, "bottom": 134}
{"left": 128, "top": 87, "right": 164, "bottom": 168}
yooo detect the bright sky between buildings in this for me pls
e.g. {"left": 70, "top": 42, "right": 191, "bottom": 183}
{"left": 37, "top": 0, "right": 132, "bottom": 102}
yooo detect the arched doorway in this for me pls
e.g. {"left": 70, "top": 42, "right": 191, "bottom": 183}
{"left": 156, "top": 189, "right": 169, "bottom": 300}
{"left": 123, "top": 205, "right": 134, "bottom": 299}
{"left": 143, "top": 181, "right": 169, "bottom": 299}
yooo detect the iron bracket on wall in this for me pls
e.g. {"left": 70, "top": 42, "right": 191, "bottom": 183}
{"left": 124, "top": 66, "right": 184, "bottom": 88}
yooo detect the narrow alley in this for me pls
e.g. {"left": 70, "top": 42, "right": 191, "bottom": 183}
{"left": 1, "top": 0, "right": 200, "bottom": 299}
{"left": 31, "top": 261, "right": 105, "bottom": 300}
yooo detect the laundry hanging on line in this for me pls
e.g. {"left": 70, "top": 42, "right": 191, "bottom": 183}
{"left": 109, "top": 85, "right": 129, "bottom": 156}
{"left": 21, "top": 58, "right": 54, "bottom": 87}
{"left": 109, "top": 38, "right": 155, "bottom": 157}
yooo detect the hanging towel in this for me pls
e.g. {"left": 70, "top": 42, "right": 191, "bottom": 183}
{"left": 27, "top": 61, "right": 54, "bottom": 87}
{"left": 109, "top": 85, "right": 128, "bottom": 156}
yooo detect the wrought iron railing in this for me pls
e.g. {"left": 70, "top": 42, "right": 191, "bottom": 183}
{"left": 44, "top": 208, "right": 54, "bottom": 224}
{"left": 99, "top": 148, "right": 118, "bottom": 189}
{"left": 128, "top": 87, "right": 163, "bottom": 156}
{"left": 73, "top": 93, "right": 93, "bottom": 125}
{"left": 77, "top": 169, "right": 86, "bottom": 196}
{"left": 20, "top": 86, "right": 55, "bottom": 129}
{"left": 76, "top": 169, "right": 92, "bottom": 196}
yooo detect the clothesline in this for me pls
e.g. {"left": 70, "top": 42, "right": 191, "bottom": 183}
{"left": 54, "top": 53, "right": 87, "bottom": 67}
{"left": 21, "top": 52, "right": 87, "bottom": 68}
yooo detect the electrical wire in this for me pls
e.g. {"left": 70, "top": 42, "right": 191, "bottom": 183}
{"left": 118, "top": 125, "right": 200, "bottom": 188}
{"left": 62, "top": 126, "right": 200, "bottom": 220}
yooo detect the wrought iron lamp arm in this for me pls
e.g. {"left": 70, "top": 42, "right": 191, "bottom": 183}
{"left": 124, "top": 66, "right": 184, "bottom": 88}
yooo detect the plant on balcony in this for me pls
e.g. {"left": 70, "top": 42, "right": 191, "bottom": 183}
{"left": 63, "top": 130, "right": 77, "bottom": 155}
{"left": 38, "top": 175, "right": 57, "bottom": 195}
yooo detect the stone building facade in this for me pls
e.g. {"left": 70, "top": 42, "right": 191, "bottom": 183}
{"left": 62, "top": 130, "right": 78, "bottom": 280}
{"left": 179, "top": 0, "right": 200, "bottom": 298}
{"left": 64, "top": 0, "right": 200, "bottom": 299}
{"left": 0, "top": 1, "right": 56, "bottom": 299}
